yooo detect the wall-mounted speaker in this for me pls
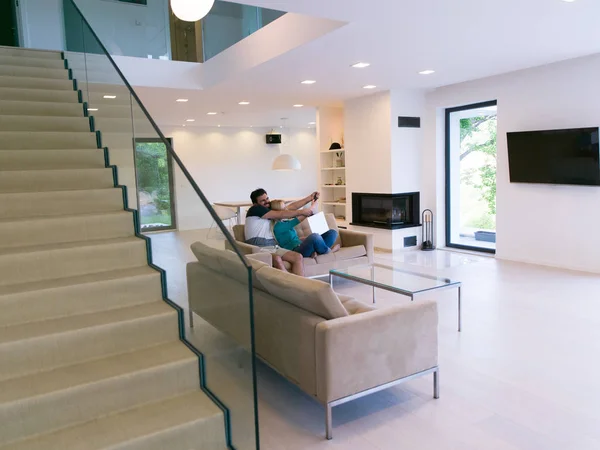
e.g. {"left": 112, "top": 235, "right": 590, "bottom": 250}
{"left": 266, "top": 134, "right": 282, "bottom": 144}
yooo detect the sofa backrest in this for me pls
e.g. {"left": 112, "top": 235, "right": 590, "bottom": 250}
{"left": 232, "top": 224, "right": 245, "bottom": 242}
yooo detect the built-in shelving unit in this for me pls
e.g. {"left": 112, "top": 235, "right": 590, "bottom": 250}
{"left": 319, "top": 148, "right": 347, "bottom": 226}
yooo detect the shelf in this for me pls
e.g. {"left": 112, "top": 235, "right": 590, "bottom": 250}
{"left": 321, "top": 167, "right": 346, "bottom": 171}
{"left": 322, "top": 185, "right": 346, "bottom": 188}
{"left": 322, "top": 202, "right": 346, "bottom": 206}
{"left": 321, "top": 149, "right": 345, "bottom": 154}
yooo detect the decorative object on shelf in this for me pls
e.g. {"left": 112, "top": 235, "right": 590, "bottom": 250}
{"left": 329, "top": 142, "right": 342, "bottom": 151}
{"left": 171, "top": 0, "right": 215, "bottom": 22}
{"left": 339, "top": 197, "right": 346, "bottom": 203}
{"left": 335, "top": 177, "right": 344, "bottom": 185}
{"left": 421, "top": 209, "right": 435, "bottom": 251}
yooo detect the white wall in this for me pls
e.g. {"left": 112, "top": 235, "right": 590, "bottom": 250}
{"left": 18, "top": 0, "right": 65, "bottom": 51}
{"left": 390, "top": 89, "right": 426, "bottom": 195}
{"left": 424, "top": 53, "right": 600, "bottom": 272}
{"left": 344, "top": 91, "right": 393, "bottom": 197}
{"left": 74, "top": 0, "right": 170, "bottom": 59}
{"left": 159, "top": 126, "right": 318, "bottom": 230}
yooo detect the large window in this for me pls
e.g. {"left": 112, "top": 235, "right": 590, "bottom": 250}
{"left": 445, "top": 101, "right": 497, "bottom": 253}
{"left": 134, "top": 138, "right": 177, "bottom": 232}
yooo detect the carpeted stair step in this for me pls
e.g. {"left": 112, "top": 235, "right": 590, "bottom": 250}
{"left": 0, "top": 100, "right": 84, "bottom": 117}
{"left": 2, "top": 391, "right": 226, "bottom": 450}
{"left": 0, "top": 115, "right": 90, "bottom": 132}
{"left": 0, "top": 88, "right": 79, "bottom": 104}
{"left": 0, "top": 236, "right": 148, "bottom": 287}
{"left": 0, "top": 131, "right": 98, "bottom": 149}
{"left": 0, "top": 149, "right": 106, "bottom": 171}
{"left": 0, "top": 168, "right": 114, "bottom": 193}
{"left": 0, "top": 75, "right": 74, "bottom": 91}
{"left": 0, "top": 342, "right": 199, "bottom": 446}
{"left": 0, "top": 188, "right": 124, "bottom": 220}
{"left": 0, "top": 55, "right": 67, "bottom": 70}
{"left": 0, "top": 46, "right": 61, "bottom": 60}
{"left": 0, "top": 266, "right": 162, "bottom": 327}
{"left": 0, "top": 211, "right": 134, "bottom": 250}
{"left": 0, "top": 301, "right": 179, "bottom": 382}
{"left": 0, "top": 65, "right": 69, "bottom": 80}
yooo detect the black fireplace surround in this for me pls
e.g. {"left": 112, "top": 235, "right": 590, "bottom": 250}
{"left": 351, "top": 192, "right": 421, "bottom": 230}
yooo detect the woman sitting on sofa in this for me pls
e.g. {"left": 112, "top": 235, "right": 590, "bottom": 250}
{"left": 270, "top": 199, "right": 340, "bottom": 258}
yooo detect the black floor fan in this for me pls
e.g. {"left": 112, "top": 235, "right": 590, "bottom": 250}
{"left": 421, "top": 209, "right": 435, "bottom": 251}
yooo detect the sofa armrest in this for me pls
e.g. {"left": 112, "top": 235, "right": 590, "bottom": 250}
{"left": 339, "top": 229, "right": 374, "bottom": 263}
{"left": 315, "top": 300, "right": 438, "bottom": 403}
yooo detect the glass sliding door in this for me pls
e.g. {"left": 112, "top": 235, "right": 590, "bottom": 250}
{"left": 446, "top": 101, "right": 497, "bottom": 253}
{"left": 134, "top": 138, "right": 177, "bottom": 232}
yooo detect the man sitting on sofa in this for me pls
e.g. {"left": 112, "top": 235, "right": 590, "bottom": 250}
{"left": 245, "top": 188, "right": 317, "bottom": 276}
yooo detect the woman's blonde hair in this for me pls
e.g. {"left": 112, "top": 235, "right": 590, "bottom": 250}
{"left": 270, "top": 199, "right": 286, "bottom": 211}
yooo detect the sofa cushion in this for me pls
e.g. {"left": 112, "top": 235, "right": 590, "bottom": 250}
{"left": 314, "top": 245, "right": 366, "bottom": 264}
{"left": 333, "top": 245, "right": 367, "bottom": 261}
{"left": 256, "top": 266, "right": 349, "bottom": 320}
{"left": 337, "top": 294, "right": 376, "bottom": 315}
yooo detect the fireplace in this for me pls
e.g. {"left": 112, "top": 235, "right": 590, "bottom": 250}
{"left": 351, "top": 192, "right": 420, "bottom": 230}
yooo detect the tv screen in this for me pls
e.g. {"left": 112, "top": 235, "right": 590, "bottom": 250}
{"left": 507, "top": 127, "right": 600, "bottom": 186}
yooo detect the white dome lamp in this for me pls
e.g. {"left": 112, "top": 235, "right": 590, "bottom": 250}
{"left": 272, "top": 154, "right": 301, "bottom": 171}
{"left": 171, "top": 0, "right": 215, "bottom": 22}
{"left": 271, "top": 118, "right": 301, "bottom": 171}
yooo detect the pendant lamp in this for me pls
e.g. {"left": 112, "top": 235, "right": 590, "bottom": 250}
{"left": 171, "top": 0, "right": 215, "bottom": 22}
{"left": 272, "top": 154, "right": 301, "bottom": 171}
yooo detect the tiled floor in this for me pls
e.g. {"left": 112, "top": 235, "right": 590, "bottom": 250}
{"left": 147, "top": 230, "right": 600, "bottom": 450}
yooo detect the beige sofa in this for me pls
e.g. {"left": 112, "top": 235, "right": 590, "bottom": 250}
{"left": 226, "top": 212, "right": 374, "bottom": 277}
{"left": 187, "top": 242, "right": 439, "bottom": 439}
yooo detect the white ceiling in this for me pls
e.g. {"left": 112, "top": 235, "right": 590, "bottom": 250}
{"left": 140, "top": 0, "right": 600, "bottom": 128}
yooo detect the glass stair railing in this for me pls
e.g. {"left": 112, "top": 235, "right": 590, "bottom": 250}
{"left": 61, "top": 1, "right": 261, "bottom": 448}
{"left": 63, "top": 0, "right": 285, "bottom": 63}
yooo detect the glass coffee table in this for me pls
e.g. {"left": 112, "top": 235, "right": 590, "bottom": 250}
{"left": 329, "top": 263, "right": 462, "bottom": 331}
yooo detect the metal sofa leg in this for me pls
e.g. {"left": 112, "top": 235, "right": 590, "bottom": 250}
{"left": 433, "top": 367, "right": 440, "bottom": 399}
{"left": 326, "top": 403, "right": 333, "bottom": 440}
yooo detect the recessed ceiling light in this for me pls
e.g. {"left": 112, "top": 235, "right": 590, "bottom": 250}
{"left": 103, "top": 95, "right": 116, "bottom": 99}
{"left": 238, "top": 101, "right": 250, "bottom": 105}
{"left": 562, "top": 0, "right": 575, "bottom": 2}
{"left": 363, "top": 85, "right": 377, "bottom": 89}
{"left": 186, "top": 119, "right": 195, "bottom": 122}
{"left": 351, "top": 62, "right": 370, "bottom": 68}
{"left": 308, "top": 122, "right": 316, "bottom": 125}
{"left": 301, "top": 80, "right": 316, "bottom": 84}
{"left": 293, "top": 104, "right": 304, "bottom": 108}
{"left": 419, "top": 69, "right": 435, "bottom": 75}
{"left": 176, "top": 98, "right": 189, "bottom": 102}
{"left": 88, "top": 108, "right": 98, "bottom": 111}
{"left": 207, "top": 112, "right": 217, "bottom": 115}
{"left": 218, "top": 125, "right": 221, "bottom": 127}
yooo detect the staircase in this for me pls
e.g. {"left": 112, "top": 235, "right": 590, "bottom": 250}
{"left": 0, "top": 46, "right": 227, "bottom": 449}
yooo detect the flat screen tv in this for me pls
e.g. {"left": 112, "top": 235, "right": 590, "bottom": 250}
{"left": 507, "top": 127, "right": 600, "bottom": 186}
